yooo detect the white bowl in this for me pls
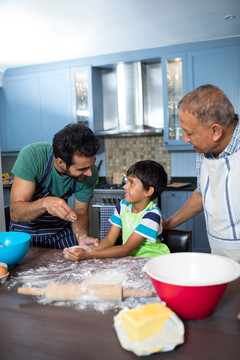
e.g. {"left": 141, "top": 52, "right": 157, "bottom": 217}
{"left": 143, "top": 252, "right": 240, "bottom": 286}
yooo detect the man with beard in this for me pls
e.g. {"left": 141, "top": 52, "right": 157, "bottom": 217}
{"left": 9, "top": 123, "right": 100, "bottom": 249}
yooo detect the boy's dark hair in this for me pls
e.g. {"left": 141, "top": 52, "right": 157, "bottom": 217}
{"left": 127, "top": 160, "right": 167, "bottom": 200}
{"left": 53, "top": 123, "right": 100, "bottom": 168}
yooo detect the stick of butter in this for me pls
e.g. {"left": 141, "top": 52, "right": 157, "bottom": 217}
{"left": 121, "top": 302, "right": 173, "bottom": 343}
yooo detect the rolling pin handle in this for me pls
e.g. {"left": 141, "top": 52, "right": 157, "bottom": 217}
{"left": 18, "top": 287, "right": 45, "bottom": 296}
{"left": 122, "top": 288, "right": 154, "bottom": 299}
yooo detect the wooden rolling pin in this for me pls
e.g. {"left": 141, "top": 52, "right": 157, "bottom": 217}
{"left": 18, "top": 284, "right": 154, "bottom": 302}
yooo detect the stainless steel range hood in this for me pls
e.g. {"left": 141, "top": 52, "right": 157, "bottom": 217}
{"left": 95, "top": 60, "right": 164, "bottom": 136}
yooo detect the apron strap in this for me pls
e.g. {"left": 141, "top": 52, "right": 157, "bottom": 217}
{"left": 39, "top": 152, "right": 54, "bottom": 187}
{"left": 38, "top": 152, "right": 76, "bottom": 200}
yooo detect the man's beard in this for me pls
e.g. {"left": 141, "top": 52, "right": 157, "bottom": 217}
{"left": 72, "top": 175, "right": 86, "bottom": 182}
{"left": 59, "top": 167, "right": 86, "bottom": 182}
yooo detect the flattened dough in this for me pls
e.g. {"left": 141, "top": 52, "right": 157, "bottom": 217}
{"left": 82, "top": 269, "right": 127, "bottom": 285}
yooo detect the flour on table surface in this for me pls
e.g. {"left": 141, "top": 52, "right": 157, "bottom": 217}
{"left": 82, "top": 269, "right": 127, "bottom": 285}
{"left": 6, "top": 252, "right": 158, "bottom": 313}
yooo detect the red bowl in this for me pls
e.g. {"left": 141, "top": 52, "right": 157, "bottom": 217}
{"left": 149, "top": 277, "right": 227, "bottom": 319}
{"left": 143, "top": 253, "right": 240, "bottom": 320}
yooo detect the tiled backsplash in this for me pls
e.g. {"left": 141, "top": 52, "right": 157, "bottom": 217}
{"left": 105, "top": 134, "right": 171, "bottom": 182}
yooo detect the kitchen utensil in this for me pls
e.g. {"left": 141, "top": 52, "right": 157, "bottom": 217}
{"left": 122, "top": 173, "right": 127, "bottom": 185}
{"left": 167, "top": 182, "right": 191, "bottom": 188}
{"left": 143, "top": 252, "right": 240, "bottom": 319}
{"left": 0, "top": 232, "right": 31, "bottom": 269}
{"left": 18, "top": 284, "right": 154, "bottom": 302}
{"left": 97, "top": 160, "right": 103, "bottom": 171}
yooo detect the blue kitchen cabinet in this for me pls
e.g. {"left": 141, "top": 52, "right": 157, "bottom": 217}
{"left": 2, "top": 69, "right": 72, "bottom": 152}
{"left": 3, "top": 186, "right": 11, "bottom": 207}
{"left": 192, "top": 211, "right": 210, "bottom": 253}
{"left": 161, "top": 191, "right": 192, "bottom": 231}
{"left": 187, "top": 45, "right": 240, "bottom": 115}
{"left": 0, "top": 88, "right": 6, "bottom": 151}
{"left": 70, "top": 66, "right": 94, "bottom": 130}
{"left": 2, "top": 37, "right": 239, "bottom": 153}
{"left": 164, "top": 43, "right": 240, "bottom": 150}
{"left": 162, "top": 53, "right": 191, "bottom": 151}
{"left": 37, "top": 69, "right": 72, "bottom": 143}
{"left": 161, "top": 190, "right": 210, "bottom": 253}
{"left": 3, "top": 73, "right": 40, "bottom": 151}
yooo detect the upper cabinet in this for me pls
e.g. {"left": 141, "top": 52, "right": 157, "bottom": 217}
{"left": 71, "top": 66, "right": 93, "bottom": 129}
{"left": 0, "top": 88, "right": 6, "bottom": 151}
{"left": 37, "top": 69, "right": 72, "bottom": 144}
{"left": 187, "top": 46, "right": 240, "bottom": 115}
{"left": 70, "top": 65, "right": 102, "bottom": 132}
{"left": 2, "top": 69, "right": 72, "bottom": 152}
{"left": 162, "top": 53, "right": 190, "bottom": 150}
{"left": 1, "top": 37, "right": 240, "bottom": 153}
{"left": 3, "top": 73, "right": 40, "bottom": 152}
{"left": 163, "top": 44, "right": 240, "bottom": 150}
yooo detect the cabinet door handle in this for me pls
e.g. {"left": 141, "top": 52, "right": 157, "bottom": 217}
{"left": 171, "top": 192, "right": 176, "bottom": 196}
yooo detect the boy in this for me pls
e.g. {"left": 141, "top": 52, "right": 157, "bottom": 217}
{"left": 63, "top": 160, "right": 170, "bottom": 261}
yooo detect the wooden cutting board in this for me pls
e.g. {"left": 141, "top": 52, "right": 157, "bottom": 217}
{"left": 167, "top": 182, "right": 191, "bottom": 188}
{"left": 113, "top": 172, "right": 124, "bottom": 185}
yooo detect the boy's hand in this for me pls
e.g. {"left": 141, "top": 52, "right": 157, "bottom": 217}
{"left": 63, "top": 246, "right": 87, "bottom": 262}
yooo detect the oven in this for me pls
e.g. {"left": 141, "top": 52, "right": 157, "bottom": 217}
{"left": 88, "top": 185, "right": 125, "bottom": 240}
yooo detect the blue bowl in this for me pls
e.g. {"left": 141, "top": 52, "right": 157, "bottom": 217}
{"left": 0, "top": 232, "right": 31, "bottom": 269}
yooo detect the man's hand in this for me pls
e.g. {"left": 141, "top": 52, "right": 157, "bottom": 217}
{"left": 44, "top": 196, "right": 77, "bottom": 222}
{"left": 162, "top": 218, "right": 170, "bottom": 230}
{"left": 75, "top": 234, "right": 100, "bottom": 248}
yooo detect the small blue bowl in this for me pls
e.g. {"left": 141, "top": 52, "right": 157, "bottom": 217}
{"left": 0, "top": 232, "right": 31, "bottom": 269}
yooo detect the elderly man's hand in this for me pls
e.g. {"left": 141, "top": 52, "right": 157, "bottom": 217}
{"left": 162, "top": 218, "right": 170, "bottom": 230}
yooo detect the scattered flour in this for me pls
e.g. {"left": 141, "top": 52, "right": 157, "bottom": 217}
{"left": 82, "top": 269, "right": 127, "bottom": 285}
{"left": 7, "top": 252, "right": 159, "bottom": 313}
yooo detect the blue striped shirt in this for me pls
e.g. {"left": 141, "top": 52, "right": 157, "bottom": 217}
{"left": 197, "top": 120, "right": 240, "bottom": 194}
{"left": 109, "top": 199, "right": 162, "bottom": 243}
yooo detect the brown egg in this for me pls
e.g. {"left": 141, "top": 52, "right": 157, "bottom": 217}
{"left": 0, "top": 266, "right": 8, "bottom": 276}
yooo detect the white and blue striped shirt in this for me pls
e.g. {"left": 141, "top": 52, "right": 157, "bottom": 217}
{"left": 109, "top": 199, "right": 162, "bottom": 243}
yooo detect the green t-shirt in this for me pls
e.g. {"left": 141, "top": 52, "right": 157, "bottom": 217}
{"left": 11, "top": 143, "right": 98, "bottom": 203}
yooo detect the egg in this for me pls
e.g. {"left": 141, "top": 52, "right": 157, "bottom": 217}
{"left": 0, "top": 266, "right": 8, "bottom": 276}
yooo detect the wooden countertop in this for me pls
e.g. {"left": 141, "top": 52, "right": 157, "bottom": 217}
{"left": 0, "top": 247, "right": 240, "bottom": 360}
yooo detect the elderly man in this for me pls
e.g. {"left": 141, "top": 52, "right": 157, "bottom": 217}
{"left": 164, "top": 84, "right": 240, "bottom": 263}
{"left": 10, "top": 123, "right": 100, "bottom": 249}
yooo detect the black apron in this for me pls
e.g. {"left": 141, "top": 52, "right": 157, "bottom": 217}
{"left": 10, "top": 153, "right": 78, "bottom": 249}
